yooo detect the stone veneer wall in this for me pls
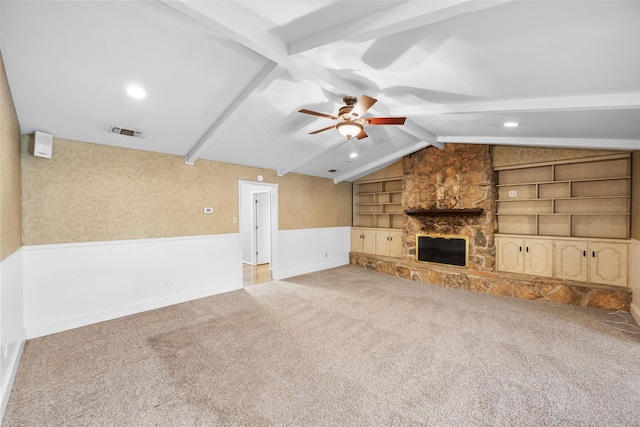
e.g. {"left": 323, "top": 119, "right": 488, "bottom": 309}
{"left": 402, "top": 144, "right": 496, "bottom": 271}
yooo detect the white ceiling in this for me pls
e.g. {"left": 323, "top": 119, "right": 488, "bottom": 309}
{"left": 1, "top": 0, "right": 639, "bottom": 182}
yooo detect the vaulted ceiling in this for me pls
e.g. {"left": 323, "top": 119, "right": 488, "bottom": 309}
{"left": 2, "top": 1, "right": 639, "bottom": 182}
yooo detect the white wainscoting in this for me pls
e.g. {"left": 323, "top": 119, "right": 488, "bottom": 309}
{"left": 274, "top": 227, "right": 351, "bottom": 280}
{"left": 0, "top": 248, "right": 25, "bottom": 419}
{"left": 631, "top": 239, "right": 640, "bottom": 325}
{"left": 23, "top": 234, "right": 243, "bottom": 339}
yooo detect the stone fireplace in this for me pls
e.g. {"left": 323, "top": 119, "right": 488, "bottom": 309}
{"left": 403, "top": 144, "right": 496, "bottom": 271}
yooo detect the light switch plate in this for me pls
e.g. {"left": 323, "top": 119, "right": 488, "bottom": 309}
{"left": 203, "top": 207, "right": 213, "bottom": 214}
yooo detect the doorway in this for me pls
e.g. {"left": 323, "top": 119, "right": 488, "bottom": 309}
{"left": 239, "top": 180, "right": 278, "bottom": 286}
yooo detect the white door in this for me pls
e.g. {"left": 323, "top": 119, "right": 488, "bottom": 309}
{"left": 254, "top": 191, "right": 271, "bottom": 265}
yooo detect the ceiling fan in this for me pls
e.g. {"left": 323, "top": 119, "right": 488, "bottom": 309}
{"left": 298, "top": 95, "right": 406, "bottom": 140}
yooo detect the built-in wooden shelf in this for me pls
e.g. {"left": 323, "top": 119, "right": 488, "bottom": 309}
{"left": 405, "top": 208, "right": 484, "bottom": 216}
{"left": 495, "top": 153, "right": 631, "bottom": 238}
{"left": 353, "top": 177, "right": 404, "bottom": 229}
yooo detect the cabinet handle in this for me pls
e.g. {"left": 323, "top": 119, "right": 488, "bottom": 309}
{"left": 592, "top": 251, "right": 595, "bottom": 258}
{"left": 526, "top": 247, "right": 529, "bottom": 253}
{"left": 583, "top": 250, "right": 586, "bottom": 257}
{"left": 519, "top": 246, "right": 522, "bottom": 252}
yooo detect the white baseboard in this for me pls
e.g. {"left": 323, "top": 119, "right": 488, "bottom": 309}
{"left": 275, "top": 258, "right": 349, "bottom": 280}
{"left": 25, "top": 283, "right": 238, "bottom": 339}
{"left": 1, "top": 331, "right": 25, "bottom": 422}
{"left": 631, "top": 302, "right": 640, "bottom": 327}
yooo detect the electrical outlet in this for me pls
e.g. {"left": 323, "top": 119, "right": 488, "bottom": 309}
{"left": 203, "top": 207, "right": 213, "bottom": 214}
{"left": 508, "top": 190, "right": 517, "bottom": 198}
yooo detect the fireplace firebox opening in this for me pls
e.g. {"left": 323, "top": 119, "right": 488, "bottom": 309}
{"left": 416, "top": 234, "right": 468, "bottom": 267}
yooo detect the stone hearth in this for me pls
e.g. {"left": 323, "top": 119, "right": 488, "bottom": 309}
{"left": 350, "top": 253, "right": 631, "bottom": 311}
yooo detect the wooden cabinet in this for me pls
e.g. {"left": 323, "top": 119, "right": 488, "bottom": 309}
{"left": 555, "top": 240, "right": 628, "bottom": 287}
{"left": 375, "top": 230, "right": 403, "bottom": 257}
{"left": 351, "top": 228, "right": 376, "bottom": 254}
{"left": 353, "top": 177, "right": 403, "bottom": 229}
{"left": 554, "top": 240, "right": 588, "bottom": 282}
{"left": 351, "top": 227, "right": 403, "bottom": 257}
{"left": 497, "top": 235, "right": 629, "bottom": 287}
{"left": 496, "top": 154, "right": 630, "bottom": 239}
{"left": 496, "top": 236, "right": 554, "bottom": 277}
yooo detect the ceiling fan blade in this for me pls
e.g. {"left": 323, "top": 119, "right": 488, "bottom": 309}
{"left": 298, "top": 109, "right": 337, "bottom": 120}
{"left": 355, "top": 129, "right": 368, "bottom": 140}
{"left": 368, "top": 117, "right": 406, "bottom": 125}
{"left": 350, "top": 95, "right": 377, "bottom": 118}
{"left": 309, "top": 125, "right": 336, "bottom": 135}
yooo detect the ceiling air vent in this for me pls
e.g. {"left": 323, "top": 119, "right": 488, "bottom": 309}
{"left": 109, "top": 125, "right": 144, "bottom": 138}
{"left": 328, "top": 169, "right": 338, "bottom": 173}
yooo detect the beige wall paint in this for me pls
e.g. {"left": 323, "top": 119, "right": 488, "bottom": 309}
{"left": 0, "top": 52, "right": 23, "bottom": 260}
{"left": 21, "top": 137, "right": 352, "bottom": 245}
{"left": 493, "top": 145, "right": 626, "bottom": 168}
{"left": 354, "top": 160, "right": 403, "bottom": 182}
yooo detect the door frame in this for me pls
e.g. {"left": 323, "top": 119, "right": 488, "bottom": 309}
{"left": 238, "top": 180, "right": 278, "bottom": 276}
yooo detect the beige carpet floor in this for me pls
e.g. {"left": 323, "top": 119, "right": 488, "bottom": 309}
{"left": 4, "top": 265, "right": 640, "bottom": 426}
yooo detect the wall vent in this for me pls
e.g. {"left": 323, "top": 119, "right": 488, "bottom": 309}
{"left": 109, "top": 126, "right": 144, "bottom": 138}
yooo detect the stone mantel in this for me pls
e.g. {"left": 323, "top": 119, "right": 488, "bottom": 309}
{"left": 405, "top": 208, "right": 484, "bottom": 216}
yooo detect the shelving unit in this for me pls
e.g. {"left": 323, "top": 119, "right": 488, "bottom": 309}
{"left": 495, "top": 154, "right": 630, "bottom": 239}
{"left": 353, "top": 177, "right": 404, "bottom": 229}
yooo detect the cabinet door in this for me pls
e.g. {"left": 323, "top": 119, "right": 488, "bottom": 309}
{"left": 375, "top": 231, "right": 390, "bottom": 256}
{"left": 496, "top": 237, "right": 524, "bottom": 274}
{"left": 523, "top": 238, "right": 554, "bottom": 277}
{"left": 351, "top": 228, "right": 363, "bottom": 253}
{"left": 588, "top": 242, "right": 628, "bottom": 287}
{"left": 362, "top": 229, "right": 377, "bottom": 254}
{"left": 555, "top": 240, "right": 588, "bottom": 282}
{"left": 389, "top": 230, "right": 404, "bottom": 258}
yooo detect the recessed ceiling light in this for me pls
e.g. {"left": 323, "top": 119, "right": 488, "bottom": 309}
{"left": 126, "top": 85, "right": 146, "bottom": 99}
{"left": 349, "top": 152, "right": 358, "bottom": 158}
{"left": 504, "top": 122, "right": 518, "bottom": 127}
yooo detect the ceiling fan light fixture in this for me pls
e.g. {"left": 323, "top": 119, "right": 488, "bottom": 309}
{"left": 336, "top": 121, "right": 363, "bottom": 139}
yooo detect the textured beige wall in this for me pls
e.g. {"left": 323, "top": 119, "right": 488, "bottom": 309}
{"left": 632, "top": 151, "right": 640, "bottom": 240}
{"left": 0, "top": 52, "right": 23, "bottom": 260}
{"left": 493, "top": 145, "right": 626, "bottom": 168}
{"left": 355, "top": 161, "right": 403, "bottom": 182}
{"left": 21, "top": 137, "right": 352, "bottom": 245}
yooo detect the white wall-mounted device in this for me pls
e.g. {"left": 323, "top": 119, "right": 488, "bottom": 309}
{"left": 32, "top": 131, "right": 53, "bottom": 159}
